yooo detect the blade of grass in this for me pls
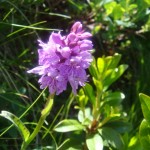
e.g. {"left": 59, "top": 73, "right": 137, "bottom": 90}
{"left": 0, "top": 95, "right": 26, "bottom": 108}
{"left": 0, "top": 30, "right": 35, "bottom": 46}
{"left": 42, "top": 105, "right": 64, "bottom": 138}
{"left": 68, "top": 0, "right": 82, "bottom": 10}
{"left": 5, "top": 0, "right": 39, "bottom": 37}
{"left": 14, "top": 72, "right": 41, "bottom": 93}
{"left": 3, "top": 8, "right": 14, "bottom": 21}
{"left": 2, "top": 21, "right": 47, "bottom": 37}
{"left": 24, "top": 122, "right": 58, "bottom": 149}
{"left": 48, "top": 12, "right": 71, "bottom": 19}
{"left": 0, "top": 63, "right": 28, "bottom": 104}
{"left": 0, "top": 88, "right": 47, "bottom": 137}
{"left": 7, "top": 23, "right": 62, "bottom": 37}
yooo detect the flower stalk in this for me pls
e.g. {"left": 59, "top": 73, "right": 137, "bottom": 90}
{"left": 21, "top": 94, "right": 54, "bottom": 150}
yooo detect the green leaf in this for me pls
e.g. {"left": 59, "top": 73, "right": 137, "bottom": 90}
{"left": 144, "top": 0, "right": 150, "bottom": 5}
{"left": 83, "top": 83, "right": 95, "bottom": 105}
{"left": 98, "top": 127, "right": 124, "bottom": 149}
{"left": 58, "top": 139, "right": 81, "bottom": 150}
{"left": 77, "top": 89, "right": 88, "bottom": 108}
{"left": 104, "top": 1, "right": 117, "bottom": 15}
{"left": 128, "top": 4, "right": 138, "bottom": 12}
{"left": 86, "top": 133, "right": 103, "bottom": 150}
{"left": 139, "top": 93, "right": 150, "bottom": 124}
{"left": 41, "top": 96, "right": 53, "bottom": 117}
{"left": 97, "top": 54, "right": 121, "bottom": 74}
{"left": 78, "top": 108, "right": 93, "bottom": 125}
{"left": 128, "top": 134, "right": 143, "bottom": 150}
{"left": 89, "top": 58, "right": 99, "bottom": 79}
{"left": 54, "top": 119, "right": 84, "bottom": 132}
{"left": 103, "top": 64, "right": 128, "bottom": 90}
{"left": 0, "top": 111, "right": 30, "bottom": 141}
{"left": 104, "top": 121, "right": 132, "bottom": 133}
{"left": 112, "top": 4, "right": 125, "bottom": 20}
{"left": 103, "top": 91, "right": 125, "bottom": 106}
{"left": 58, "top": 134, "right": 84, "bottom": 150}
{"left": 97, "top": 57, "right": 105, "bottom": 74}
{"left": 115, "top": 20, "right": 135, "bottom": 27}
{"left": 107, "top": 53, "right": 122, "bottom": 69}
{"left": 103, "top": 69, "right": 113, "bottom": 80}
{"left": 139, "top": 119, "right": 150, "bottom": 150}
{"left": 93, "top": 77, "right": 103, "bottom": 92}
{"left": 104, "top": 56, "right": 113, "bottom": 69}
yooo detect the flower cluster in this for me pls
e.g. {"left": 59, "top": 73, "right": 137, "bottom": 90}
{"left": 28, "top": 22, "right": 93, "bottom": 95}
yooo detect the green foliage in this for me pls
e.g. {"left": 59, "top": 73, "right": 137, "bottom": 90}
{"left": 139, "top": 93, "right": 150, "bottom": 150}
{"left": 86, "top": 133, "right": 103, "bottom": 150}
{"left": 54, "top": 53, "right": 129, "bottom": 149}
{"left": 0, "top": 111, "right": 30, "bottom": 142}
{"left": 78, "top": 108, "right": 93, "bottom": 126}
{"left": 128, "top": 134, "right": 143, "bottom": 150}
{"left": 0, "top": 92, "right": 54, "bottom": 150}
{"left": 98, "top": 127, "right": 124, "bottom": 149}
{"left": 102, "top": 91, "right": 124, "bottom": 106}
{"left": 89, "top": 53, "right": 128, "bottom": 91}
{"left": 83, "top": 83, "right": 95, "bottom": 105}
{"left": 54, "top": 119, "right": 84, "bottom": 132}
{"left": 139, "top": 93, "right": 150, "bottom": 124}
{"left": 57, "top": 138, "right": 83, "bottom": 150}
{"left": 139, "top": 120, "right": 150, "bottom": 150}
{"left": 1, "top": 0, "right": 150, "bottom": 149}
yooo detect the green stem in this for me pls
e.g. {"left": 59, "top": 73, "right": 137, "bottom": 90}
{"left": 98, "top": 117, "right": 110, "bottom": 128}
{"left": 93, "top": 92, "right": 101, "bottom": 121}
{"left": 21, "top": 94, "right": 54, "bottom": 150}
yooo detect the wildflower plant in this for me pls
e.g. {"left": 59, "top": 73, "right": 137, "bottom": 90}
{"left": 53, "top": 53, "right": 131, "bottom": 150}
{"left": 1, "top": 21, "right": 147, "bottom": 150}
{"left": 0, "top": 22, "right": 94, "bottom": 149}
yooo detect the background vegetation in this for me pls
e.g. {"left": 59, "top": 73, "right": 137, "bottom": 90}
{"left": 0, "top": 0, "right": 150, "bottom": 149}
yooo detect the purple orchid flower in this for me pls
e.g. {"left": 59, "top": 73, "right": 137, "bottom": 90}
{"left": 28, "top": 22, "right": 93, "bottom": 95}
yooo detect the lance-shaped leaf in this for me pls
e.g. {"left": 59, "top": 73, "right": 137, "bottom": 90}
{"left": 139, "top": 119, "right": 150, "bottom": 149}
{"left": 103, "top": 64, "right": 128, "bottom": 91}
{"left": 107, "top": 53, "right": 121, "bottom": 69}
{"left": 83, "top": 83, "right": 95, "bottom": 105}
{"left": 97, "top": 57, "right": 105, "bottom": 74}
{"left": 0, "top": 111, "right": 30, "bottom": 141}
{"left": 54, "top": 119, "right": 84, "bottom": 132}
{"left": 139, "top": 93, "right": 150, "bottom": 124}
{"left": 103, "top": 91, "right": 125, "bottom": 106}
{"left": 98, "top": 127, "right": 124, "bottom": 149}
{"left": 89, "top": 58, "right": 99, "bottom": 79}
{"left": 86, "top": 133, "right": 103, "bottom": 150}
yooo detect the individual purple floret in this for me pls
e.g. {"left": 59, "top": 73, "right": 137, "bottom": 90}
{"left": 27, "top": 22, "right": 93, "bottom": 95}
